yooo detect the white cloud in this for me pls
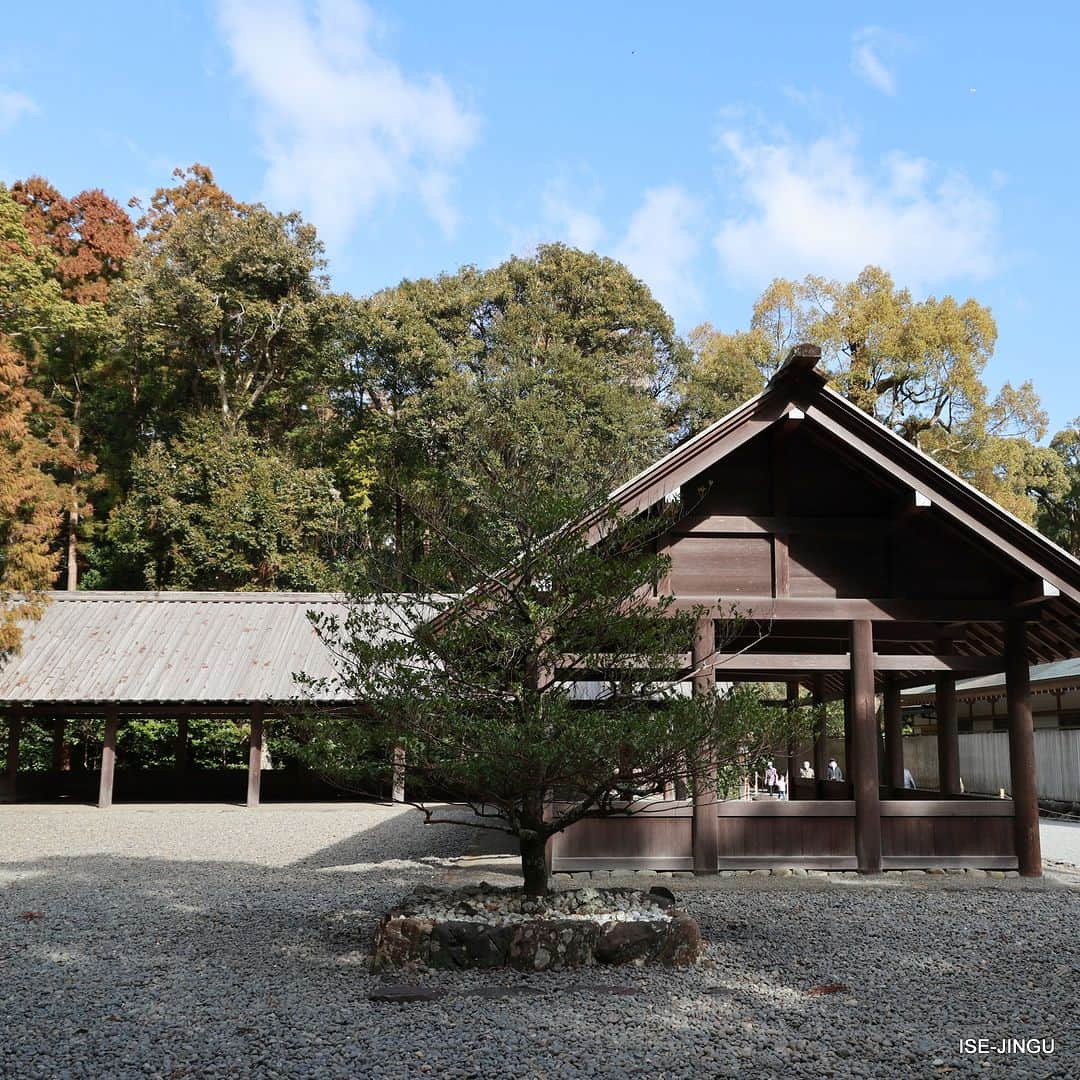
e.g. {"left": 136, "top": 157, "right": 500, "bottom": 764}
{"left": 713, "top": 127, "right": 998, "bottom": 290}
{"left": 614, "top": 185, "right": 703, "bottom": 318}
{"left": 217, "top": 0, "right": 478, "bottom": 240}
{"left": 0, "top": 88, "right": 37, "bottom": 131}
{"left": 851, "top": 27, "right": 898, "bottom": 96}
{"left": 540, "top": 178, "right": 605, "bottom": 251}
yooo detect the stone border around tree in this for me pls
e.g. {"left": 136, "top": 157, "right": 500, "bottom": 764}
{"left": 371, "top": 885, "right": 701, "bottom": 972}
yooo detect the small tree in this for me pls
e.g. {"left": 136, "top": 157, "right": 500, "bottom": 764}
{"left": 298, "top": 384, "right": 798, "bottom": 894}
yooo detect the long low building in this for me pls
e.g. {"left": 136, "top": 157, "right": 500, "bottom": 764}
{"left": 0, "top": 591, "right": 409, "bottom": 806}
{"left": 904, "top": 659, "right": 1080, "bottom": 733}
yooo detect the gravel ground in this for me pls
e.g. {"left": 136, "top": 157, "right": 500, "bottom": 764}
{"left": 1, "top": 803, "right": 1078, "bottom": 1080}
{"left": 1041, "top": 817, "right": 1080, "bottom": 869}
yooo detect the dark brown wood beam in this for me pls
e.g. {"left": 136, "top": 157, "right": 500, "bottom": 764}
{"left": 850, "top": 621, "right": 882, "bottom": 873}
{"left": 246, "top": 703, "right": 264, "bottom": 808}
{"left": 673, "top": 515, "right": 893, "bottom": 537}
{"left": 691, "top": 616, "right": 718, "bottom": 876}
{"left": 3, "top": 704, "right": 21, "bottom": 804}
{"left": 1006, "top": 621, "right": 1041, "bottom": 877}
{"left": 812, "top": 673, "right": 829, "bottom": 799}
{"left": 935, "top": 674, "right": 961, "bottom": 796}
{"left": 882, "top": 676, "right": 904, "bottom": 792}
{"left": 98, "top": 705, "right": 118, "bottom": 809}
{"left": 661, "top": 596, "right": 1022, "bottom": 622}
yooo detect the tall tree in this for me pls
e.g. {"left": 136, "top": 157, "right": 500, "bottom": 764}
{"left": 0, "top": 186, "right": 78, "bottom": 647}
{"left": 11, "top": 176, "right": 135, "bottom": 587}
{"left": 300, "top": 386, "right": 795, "bottom": 894}
{"left": 676, "top": 325, "right": 768, "bottom": 436}
{"left": 685, "top": 267, "right": 1056, "bottom": 522}
{"left": 1035, "top": 420, "right": 1080, "bottom": 555}
{"left": 105, "top": 415, "right": 356, "bottom": 591}
{"left": 338, "top": 244, "right": 688, "bottom": 586}
{"left": 117, "top": 165, "right": 337, "bottom": 439}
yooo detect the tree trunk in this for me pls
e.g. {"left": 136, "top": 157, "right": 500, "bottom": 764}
{"left": 519, "top": 832, "right": 550, "bottom": 896}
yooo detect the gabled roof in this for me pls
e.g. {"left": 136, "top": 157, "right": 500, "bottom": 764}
{"left": 0, "top": 592, "right": 416, "bottom": 705}
{"left": 602, "top": 344, "right": 1080, "bottom": 662}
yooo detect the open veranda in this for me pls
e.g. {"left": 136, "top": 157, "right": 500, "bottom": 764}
{"left": 2, "top": 801, "right": 1077, "bottom": 1080}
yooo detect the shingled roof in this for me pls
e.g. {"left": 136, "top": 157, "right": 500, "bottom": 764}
{"left": 0, "top": 592, "right": 393, "bottom": 705}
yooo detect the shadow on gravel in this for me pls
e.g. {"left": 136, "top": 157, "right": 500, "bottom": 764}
{"left": 2, "top": 827, "right": 1077, "bottom": 1079}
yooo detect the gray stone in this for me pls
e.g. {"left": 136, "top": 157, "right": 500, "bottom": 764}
{"left": 594, "top": 921, "right": 662, "bottom": 965}
{"left": 427, "top": 921, "right": 514, "bottom": 970}
{"left": 750, "top": 868, "right": 771, "bottom": 877}
{"left": 369, "top": 985, "right": 447, "bottom": 1004}
{"left": 464, "top": 986, "right": 545, "bottom": 999}
{"left": 966, "top": 868, "right": 988, "bottom": 878}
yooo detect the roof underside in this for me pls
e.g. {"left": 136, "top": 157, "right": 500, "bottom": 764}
{"left": 0, "top": 592, "right": 388, "bottom": 705}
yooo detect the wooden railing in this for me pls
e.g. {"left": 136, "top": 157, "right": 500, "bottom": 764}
{"left": 550, "top": 795, "right": 1017, "bottom": 872}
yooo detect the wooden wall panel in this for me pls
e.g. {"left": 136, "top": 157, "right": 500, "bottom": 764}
{"left": 681, "top": 434, "right": 772, "bottom": 516}
{"left": 667, "top": 536, "right": 773, "bottom": 597}
{"left": 788, "top": 535, "right": 889, "bottom": 598}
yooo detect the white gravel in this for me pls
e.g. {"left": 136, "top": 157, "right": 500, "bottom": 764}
{"left": 2, "top": 803, "right": 1078, "bottom": 1080}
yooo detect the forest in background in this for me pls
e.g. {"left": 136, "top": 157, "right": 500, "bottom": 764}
{"left": 2, "top": 163, "right": 1078, "bottom": 628}
{"left": 3, "top": 163, "right": 1078, "bottom": 775}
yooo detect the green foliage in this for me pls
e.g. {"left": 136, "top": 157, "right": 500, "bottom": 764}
{"left": 335, "top": 244, "right": 687, "bottom": 586}
{"left": 296, "top": 383, "right": 801, "bottom": 893}
{"left": 103, "top": 415, "right": 357, "bottom": 590}
{"left": 677, "top": 324, "right": 768, "bottom": 435}
{"left": 683, "top": 266, "right": 1060, "bottom": 524}
{"left": 115, "top": 164, "right": 337, "bottom": 440}
{"left": 1036, "top": 420, "right": 1080, "bottom": 555}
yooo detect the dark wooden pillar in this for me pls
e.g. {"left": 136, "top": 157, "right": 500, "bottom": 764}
{"left": 812, "top": 673, "right": 828, "bottom": 798}
{"left": 1005, "top": 620, "right": 1041, "bottom": 877}
{"left": 3, "top": 706, "right": 22, "bottom": 803}
{"left": 391, "top": 744, "right": 406, "bottom": 803}
{"left": 785, "top": 679, "right": 799, "bottom": 800}
{"left": 247, "top": 703, "right": 264, "bottom": 808}
{"left": 850, "top": 621, "right": 881, "bottom": 874}
{"left": 935, "top": 674, "right": 960, "bottom": 795}
{"left": 51, "top": 718, "right": 69, "bottom": 773}
{"left": 174, "top": 714, "right": 189, "bottom": 776}
{"left": 883, "top": 676, "right": 904, "bottom": 793}
{"left": 98, "top": 705, "right": 119, "bottom": 809}
{"left": 842, "top": 676, "right": 853, "bottom": 780}
{"left": 691, "top": 616, "right": 718, "bottom": 875}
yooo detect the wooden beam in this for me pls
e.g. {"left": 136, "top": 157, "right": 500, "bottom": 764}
{"left": 812, "top": 673, "right": 828, "bottom": 799}
{"left": 51, "top": 718, "right": 68, "bottom": 773}
{"left": 882, "top": 676, "right": 904, "bottom": 792}
{"left": 247, "top": 703, "right": 264, "bottom": 808}
{"left": 660, "top": 596, "right": 1019, "bottom": 622}
{"left": 935, "top": 674, "right": 961, "bottom": 796}
{"left": 870, "top": 655, "right": 1004, "bottom": 674}
{"left": 98, "top": 705, "right": 118, "bottom": 809}
{"left": 691, "top": 616, "right": 718, "bottom": 876}
{"left": 672, "top": 515, "right": 890, "bottom": 536}
{"left": 1011, "top": 578, "right": 1061, "bottom": 608}
{"left": 3, "top": 704, "right": 22, "bottom": 804}
{"left": 1005, "top": 621, "right": 1041, "bottom": 877}
{"left": 785, "top": 680, "right": 799, "bottom": 800}
{"left": 174, "top": 714, "right": 189, "bottom": 776}
{"left": 850, "top": 621, "right": 882, "bottom": 874}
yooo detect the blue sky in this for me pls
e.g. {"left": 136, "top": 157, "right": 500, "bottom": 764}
{"left": 2, "top": 2, "right": 1078, "bottom": 434}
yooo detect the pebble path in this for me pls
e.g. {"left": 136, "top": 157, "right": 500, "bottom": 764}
{"left": 2, "top": 803, "right": 1077, "bottom": 1079}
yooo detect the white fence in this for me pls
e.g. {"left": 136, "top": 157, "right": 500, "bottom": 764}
{"left": 903, "top": 731, "right": 1080, "bottom": 804}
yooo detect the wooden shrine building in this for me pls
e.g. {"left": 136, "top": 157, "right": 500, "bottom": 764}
{"left": 0, "top": 593, "right": 378, "bottom": 808}
{"left": 550, "top": 345, "right": 1080, "bottom": 877}
{"left": 4, "top": 346, "right": 1080, "bottom": 878}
